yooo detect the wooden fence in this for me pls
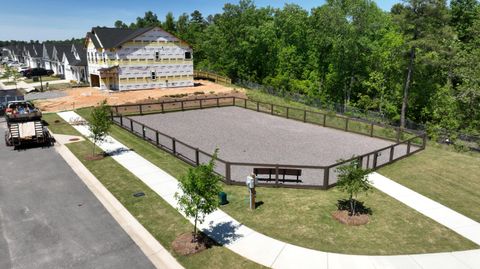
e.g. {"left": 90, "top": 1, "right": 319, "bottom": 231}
{"left": 110, "top": 97, "right": 426, "bottom": 189}
{"left": 193, "top": 70, "right": 232, "bottom": 84}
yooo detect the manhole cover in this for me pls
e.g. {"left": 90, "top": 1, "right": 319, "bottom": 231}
{"left": 133, "top": 192, "right": 145, "bottom": 197}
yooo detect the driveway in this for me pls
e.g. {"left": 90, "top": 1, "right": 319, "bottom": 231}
{"left": 0, "top": 119, "right": 155, "bottom": 269}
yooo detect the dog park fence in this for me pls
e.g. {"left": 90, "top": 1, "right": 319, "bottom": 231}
{"left": 110, "top": 97, "right": 426, "bottom": 189}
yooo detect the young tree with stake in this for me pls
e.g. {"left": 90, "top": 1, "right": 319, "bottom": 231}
{"left": 175, "top": 149, "right": 222, "bottom": 242}
{"left": 88, "top": 100, "right": 112, "bottom": 156}
{"left": 336, "top": 159, "right": 371, "bottom": 216}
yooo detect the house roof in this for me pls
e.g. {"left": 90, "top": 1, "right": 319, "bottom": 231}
{"left": 43, "top": 43, "right": 56, "bottom": 59}
{"left": 69, "top": 44, "right": 87, "bottom": 66}
{"left": 52, "top": 44, "right": 72, "bottom": 61}
{"left": 87, "top": 27, "right": 154, "bottom": 49}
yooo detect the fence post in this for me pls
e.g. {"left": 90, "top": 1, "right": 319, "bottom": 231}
{"left": 155, "top": 131, "right": 159, "bottom": 146}
{"left": 345, "top": 118, "right": 349, "bottom": 131}
{"left": 323, "top": 114, "right": 327, "bottom": 127}
{"left": 181, "top": 100, "right": 184, "bottom": 111}
{"left": 357, "top": 157, "right": 363, "bottom": 168}
{"left": 216, "top": 98, "right": 220, "bottom": 107}
{"left": 286, "top": 107, "right": 289, "bottom": 119}
{"left": 396, "top": 128, "right": 401, "bottom": 142}
{"left": 142, "top": 125, "right": 145, "bottom": 139}
{"left": 422, "top": 134, "right": 427, "bottom": 149}
{"left": 407, "top": 140, "right": 411, "bottom": 154}
{"left": 323, "top": 167, "right": 330, "bottom": 188}
{"left": 130, "top": 120, "right": 133, "bottom": 132}
{"left": 195, "top": 148, "right": 199, "bottom": 166}
{"left": 271, "top": 104, "right": 274, "bottom": 115}
{"left": 256, "top": 102, "right": 259, "bottom": 112}
{"left": 373, "top": 152, "right": 378, "bottom": 168}
{"left": 172, "top": 138, "right": 176, "bottom": 155}
{"left": 225, "top": 162, "right": 231, "bottom": 183}
{"left": 161, "top": 103, "right": 164, "bottom": 113}
{"left": 244, "top": 99, "right": 247, "bottom": 109}
{"left": 139, "top": 104, "right": 143, "bottom": 115}
{"left": 303, "top": 110, "right": 307, "bottom": 122}
{"left": 119, "top": 115, "right": 123, "bottom": 126}
{"left": 115, "top": 106, "right": 119, "bottom": 115}
{"left": 200, "top": 99, "right": 203, "bottom": 109}
{"left": 389, "top": 147, "right": 394, "bottom": 162}
{"left": 370, "top": 123, "right": 374, "bottom": 137}
{"left": 275, "top": 165, "right": 279, "bottom": 187}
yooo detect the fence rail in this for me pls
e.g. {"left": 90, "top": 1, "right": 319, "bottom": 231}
{"left": 194, "top": 70, "right": 232, "bottom": 84}
{"left": 110, "top": 97, "right": 426, "bottom": 189}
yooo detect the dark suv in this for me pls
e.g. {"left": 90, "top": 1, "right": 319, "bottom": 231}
{"left": 24, "top": 68, "right": 54, "bottom": 78}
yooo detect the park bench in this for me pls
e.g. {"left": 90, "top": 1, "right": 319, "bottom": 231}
{"left": 253, "top": 168, "right": 302, "bottom": 183}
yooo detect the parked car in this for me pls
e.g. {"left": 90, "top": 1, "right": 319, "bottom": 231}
{"left": 18, "top": 66, "right": 30, "bottom": 75}
{"left": 24, "top": 68, "right": 54, "bottom": 78}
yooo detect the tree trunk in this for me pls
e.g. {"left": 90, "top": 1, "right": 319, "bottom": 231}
{"left": 193, "top": 213, "right": 198, "bottom": 242}
{"left": 349, "top": 194, "right": 354, "bottom": 216}
{"left": 401, "top": 46, "right": 415, "bottom": 129}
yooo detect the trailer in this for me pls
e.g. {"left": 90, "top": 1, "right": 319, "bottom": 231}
{"left": 4, "top": 101, "right": 52, "bottom": 148}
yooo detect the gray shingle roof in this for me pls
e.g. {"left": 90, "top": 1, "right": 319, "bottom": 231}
{"left": 88, "top": 27, "right": 154, "bottom": 49}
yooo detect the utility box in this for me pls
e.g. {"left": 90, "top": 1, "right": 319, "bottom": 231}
{"left": 218, "top": 192, "right": 228, "bottom": 205}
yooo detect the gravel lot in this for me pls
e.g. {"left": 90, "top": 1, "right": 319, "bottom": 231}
{"left": 129, "top": 107, "right": 411, "bottom": 185}
{"left": 25, "top": 90, "right": 67, "bottom": 101}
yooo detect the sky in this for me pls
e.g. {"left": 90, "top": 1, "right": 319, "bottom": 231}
{"left": 0, "top": 0, "right": 400, "bottom": 41}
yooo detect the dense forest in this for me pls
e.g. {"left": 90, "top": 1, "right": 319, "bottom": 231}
{"left": 113, "top": 0, "right": 480, "bottom": 138}
{"left": 0, "top": 38, "right": 84, "bottom": 47}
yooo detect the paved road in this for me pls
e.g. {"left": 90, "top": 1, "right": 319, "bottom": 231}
{"left": 0, "top": 119, "right": 155, "bottom": 269}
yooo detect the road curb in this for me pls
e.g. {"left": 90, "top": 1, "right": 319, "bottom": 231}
{"left": 53, "top": 140, "right": 184, "bottom": 269}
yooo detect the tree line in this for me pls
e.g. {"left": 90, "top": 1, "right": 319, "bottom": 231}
{"left": 114, "top": 0, "right": 480, "bottom": 138}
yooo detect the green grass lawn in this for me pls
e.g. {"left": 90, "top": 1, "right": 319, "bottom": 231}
{"left": 24, "top": 76, "right": 62, "bottom": 83}
{"left": 43, "top": 113, "right": 264, "bottom": 269}
{"left": 71, "top": 108, "right": 478, "bottom": 255}
{"left": 379, "top": 144, "right": 480, "bottom": 223}
{"left": 35, "top": 83, "right": 72, "bottom": 91}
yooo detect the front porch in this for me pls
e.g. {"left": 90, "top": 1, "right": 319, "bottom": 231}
{"left": 96, "top": 66, "right": 119, "bottom": 91}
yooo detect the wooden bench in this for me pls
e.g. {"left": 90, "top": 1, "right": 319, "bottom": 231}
{"left": 253, "top": 168, "right": 302, "bottom": 183}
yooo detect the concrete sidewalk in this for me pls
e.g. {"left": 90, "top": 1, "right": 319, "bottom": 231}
{"left": 369, "top": 172, "right": 480, "bottom": 245}
{"left": 58, "top": 110, "right": 480, "bottom": 269}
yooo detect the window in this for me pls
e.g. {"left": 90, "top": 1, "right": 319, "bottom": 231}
{"left": 185, "top": 52, "right": 191, "bottom": 59}
{"left": 155, "top": 51, "right": 160, "bottom": 61}
{"left": 151, "top": 71, "right": 156, "bottom": 80}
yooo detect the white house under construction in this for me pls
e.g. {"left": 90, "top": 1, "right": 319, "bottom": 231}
{"left": 85, "top": 27, "right": 194, "bottom": 91}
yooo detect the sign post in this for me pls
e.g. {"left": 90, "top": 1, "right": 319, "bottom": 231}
{"left": 246, "top": 173, "right": 257, "bottom": 210}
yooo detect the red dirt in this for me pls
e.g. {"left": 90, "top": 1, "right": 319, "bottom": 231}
{"left": 172, "top": 233, "right": 212, "bottom": 256}
{"left": 35, "top": 80, "right": 245, "bottom": 112}
{"left": 332, "top": 210, "right": 370, "bottom": 226}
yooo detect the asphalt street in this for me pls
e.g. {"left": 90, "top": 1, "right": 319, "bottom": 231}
{"left": 0, "top": 118, "right": 155, "bottom": 269}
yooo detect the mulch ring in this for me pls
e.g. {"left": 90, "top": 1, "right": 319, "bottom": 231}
{"left": 172, "top": 232, "right": 215, "bottom": 256}
{"left": 332, "top": 210, "right": 370, "bottom": 226}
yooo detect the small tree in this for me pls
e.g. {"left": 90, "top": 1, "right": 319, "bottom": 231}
{"left": 88, "top": 99, "right": 112, "bottom": 156}
{"left": 335, "top": 160, "right": 371, "bottom": 216}
{"left": 175, "top": 149, "right": 223, "bottom": 241}
{"left": 1, "top": 66, "right": 21, "bottom": 90}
